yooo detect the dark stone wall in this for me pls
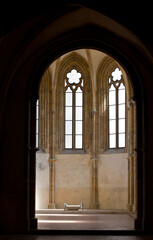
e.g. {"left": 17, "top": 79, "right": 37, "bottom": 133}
{"left": 0, "top": 2, "right": 153, "bottom": 233}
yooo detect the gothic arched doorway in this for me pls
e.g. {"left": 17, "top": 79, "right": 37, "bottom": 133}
{"left": 34, "top": 49, "right": 139, "bottom": 230}
{"left": 0, "top": 5, "right": 148, "bottom": 233}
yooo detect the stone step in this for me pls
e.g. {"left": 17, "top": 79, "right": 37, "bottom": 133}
{"left": 35, "top": 209, "right": 129, "bottom": 215}
{"left": 35, "top": 209, "right": 129, "bottom": 218}
{"left": 36, "top": 213, "right": 111, "bottom": 221}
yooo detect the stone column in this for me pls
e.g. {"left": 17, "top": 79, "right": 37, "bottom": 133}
{"left": 127, "top": 98, "right": 137, "bottom": 212}
{"left": 27, "top": 98, "right": 38, "bottom": 229}
{"left": 133, "top": 103, "right": 137, "bottom": 212}
{"left": 48, "top": 158, "right": 56, "bottom": 209}
{"left": 90, "top": 158, "right": 99, "bottom": 209}
{"left": 48, "top": 89, "right": 56, "bottom": 209}
{"left": 90, "top": 110, "right": 100, "bottom": 209}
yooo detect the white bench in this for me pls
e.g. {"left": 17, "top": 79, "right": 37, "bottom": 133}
{"left": 64, "top": 203, "right": 83, "bottom": 211}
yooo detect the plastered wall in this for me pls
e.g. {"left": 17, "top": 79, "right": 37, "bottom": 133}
{"left": 98, "top": 153, "right": 128, "bottom": 209}
{"left": 36, "top": 152, "right": 49, "bottom": 209}
{"left": 36, "top": 152, "right": 128, "bottom": 210}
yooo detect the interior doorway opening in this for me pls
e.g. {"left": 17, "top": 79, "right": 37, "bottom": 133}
{"left": 35, "top": 49, "right": 137, "bottom": 230}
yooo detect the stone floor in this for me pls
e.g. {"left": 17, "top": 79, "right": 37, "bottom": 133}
{"left": 0, "top": 235, "right": 153, "bottom": 240}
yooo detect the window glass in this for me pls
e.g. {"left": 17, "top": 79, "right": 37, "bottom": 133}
{"left": 75, "top": 92, "right": 83, "bottom": 106}
{"left": 109, "top": 134, "right": 116, "bottom": 148}
{"left": 75, "top": 135, "right": 83, "bottom": 149}
{"left": 109, "top": 89, "right": 116, "bottom": 105}
{"left": 108, "top": 68, "right": 126, "bottom": 149}
{"left": 65, "top": 107, "right": 72, "bottom": 120}
{"left": 65, "top": 135, "right": 72, "bottom": 148}
{"left": 118, "top": 133, "right": 125, "bottom": 147}
{"left": 36, "top": 99, "right": 39, "bottom": 148}
{"left": 118, "top": 89, "right": 125, "bottom": 104}
{"left": 109, "top": 120, "right": 116, "bottom": 134}
{"left": 66, "top": 92, "right": 72, "bottom": 106}
{"left": 64, "top": 69, "right": 83, "bottom": 150}
{"left": 75, "top": 107, "right": 83, "bottom": 120}
{"left": 75, "top": 121, "right": 83, "bottom": 134}
{"left": 109, "top": 105, "right": 116, "bottom": 120}
{"left": 118, "top": 119, "right": 125, "bottom": 133}
{"left": 118, "top": 104, "right": 125, "bottom": 119}
{"left": 65, "top": 121, "right": 72, "bottom": 134}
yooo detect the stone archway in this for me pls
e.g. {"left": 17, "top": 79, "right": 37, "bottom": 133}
{"left": 0, "top": 5, "right": 150, "bottom": 232}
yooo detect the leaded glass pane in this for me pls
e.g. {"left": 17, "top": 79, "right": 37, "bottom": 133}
{"left": 109, "top": 134, "right": 116, "bottom": 148}
{"left": 36, "top": 135, "right": 38, "bottom": 148}
{"left": 65, "top": 121, "right": 72, "bottom": 134}
{"left": 118, "top": 119, "right": 125, "bottom": 133}
{"left": 111, "top": 68, "right": 122, "bottom": 81}
{"left": 66, "top": 92, "right": 72, "bottom": 106}
{"left": 118, "top": 89, "right": 125, "bottom": 104}
{"left": 65, "top": 107, "right": 72, "bottom": 120}
{"left": 109, "top": 89, "right": 116, "bottom": 105}
{"left": 118, "top": 104, "right": 125, "bottom": 119}
{"left": 109, "top": 84, "right": 115, "bottom": 91}
{"left": 75, "top": 107, "right": 83, "bottom": 120}
{"left": 66, "top": 86, "right": 72, "bottom": 92}
{"left": 75, "top": 121, "right": 82, "bottom": 134}
{"left": 118, "top": 133, "right": 125, "bottom": 147}
{"left": 75, "top": 135, "right": 82, "bottom": 149}
{"left": 67, "top": 69, "right": 81, "bottom": 84}
{"left": 119, "top": 83, "right": 125, "bottom": 90}
{"left": 109, "top": 120, "right": 116, "bottom": 134}
{"left": 109, "top": 105, "right": 116, "bottom": 120}
{"left": 65, "top": 135, "right": 72, "bottom": 148}
{"left": 36, "top": 120, "right": 39, "bottom": 133}
{"left": 75, "top": 92, "right": 83, "bottom": 106}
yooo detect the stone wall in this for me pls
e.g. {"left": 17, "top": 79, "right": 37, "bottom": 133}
{"left": 98, "top": 153, "right": 128, "bottom": 209}
{"left": 36, "top": 152, "right": 128, "bottom": 210}
{"left": 36, "top": 152, "right": 49, "bottom": 209}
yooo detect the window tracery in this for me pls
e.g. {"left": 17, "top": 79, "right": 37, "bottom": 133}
{"left": 108, "top": 67, "right": 126, "bottom": 148}
{"left": 64, "top": 69, "right": 84, "bottom": 150}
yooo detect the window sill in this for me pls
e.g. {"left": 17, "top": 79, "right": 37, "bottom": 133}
{"left": 103, "top": 148, "right": 127, "bottom": 154}
{"left": 61, "top": 149, "right": 86, "bottom": 154}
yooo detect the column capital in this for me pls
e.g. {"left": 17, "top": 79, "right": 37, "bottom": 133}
{"left": 48, "top": 158, "right": 56, "bottom": 163}
{"left": 90, "top": 158, "right": 99, "bottom": 162}
{"left": 92, "top": 109, "right": 97, "bottom": 115}
{"left": 128, "top": 97, "right": 136, "bottom": 110}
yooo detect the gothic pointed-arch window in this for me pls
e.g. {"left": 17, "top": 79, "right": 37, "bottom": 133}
{"left": 108, "top": 67, "right": 126, "bottom": 148}
{"left": 36, "top": 99, "right": 39, "bottom": 148}
{"left": 64, "top": 69, "right": 84, "bottom": 150}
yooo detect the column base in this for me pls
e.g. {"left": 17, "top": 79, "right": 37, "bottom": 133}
{"left": 90, "top": 202, "right": 100, "bottom": 209}
{"left": 48, "top": 203, "right": 56, "bottom": 209}
{"left": 127, "top": 203, "right": 137, "bottom": 212}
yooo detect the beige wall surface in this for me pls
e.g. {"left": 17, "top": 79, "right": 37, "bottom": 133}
{"left": 98, "top": 153, "right": 128, "bottom": 209}
{"left": 55, "top": 154, "right": 91, "bottom": 209}
{"left": 36, "top": 152, "right": 128, "bottom": 210}
{"left": 36, "top": 152, "right": 49, "bottom": 209}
